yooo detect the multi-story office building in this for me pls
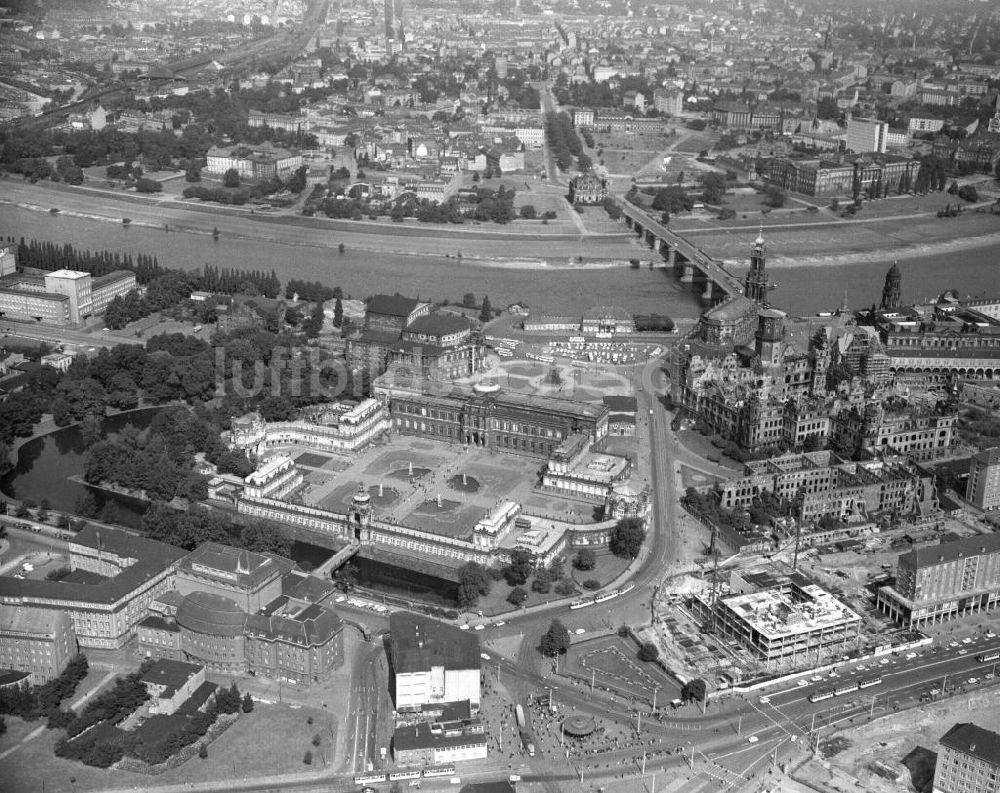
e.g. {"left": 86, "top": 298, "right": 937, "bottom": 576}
{"left": 846, "top": 117, "right": 888, "bottom": 153}
{"left": 877, "top": 534, "right": 1000, "bottom": 627}
{"left": 933, "top": 722, "right": 1000, "bottom": 793}
{"left": 43, "top": 269, "right": 92, "bottom": 322}
{"left": 0, "top": 268, "right": 135, "bottom": 325}
{"left": 0, "top": 526, "right": 184, "bottom": 648}
{"left": 968, "top": 447, "right": 1000, "bottom": 511}
{"left": 0, "top": 605, "right": 77, "bottom": 684}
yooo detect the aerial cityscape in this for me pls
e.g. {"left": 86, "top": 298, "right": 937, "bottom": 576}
{"left": 2, "top": 1, "right": 1000, "bottom": 792}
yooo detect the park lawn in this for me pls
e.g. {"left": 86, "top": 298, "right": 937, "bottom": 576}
{"left": 675, "top": 429, "right": 744, "bottom": 471}
{"left": 0, "top": 713, "right": 38, "bottom": 752}
{"left": 0, "top": 702, "right": 334, "bottom": 793}
{"left": 569, "top": 550, "right": 631, "bottom": 589}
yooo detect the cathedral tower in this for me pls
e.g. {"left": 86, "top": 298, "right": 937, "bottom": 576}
{"left": 743, "top": 230, "right": 771, "bottom": 306}
{"left": 880, "top": 262, "right": 901, "bottom": 311}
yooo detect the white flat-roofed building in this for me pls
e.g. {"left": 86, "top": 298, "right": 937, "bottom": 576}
{"left": 471, "top": 500, "right": 521, "bottom": 551}
{"left": 497, "top": 521, "right": 568, "bottom": 569}
{"left": 44, "top": 269, "right": 92, "bottom": 323}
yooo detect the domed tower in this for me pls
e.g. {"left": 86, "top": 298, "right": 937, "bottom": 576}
{"left": 350, "top": 484, "right": 372, "bottom": 541}
{"left": 743, "top": 229, "right": 772, "bottom": 306}
{"left": 880, "top": 262, "right": 901, "bottom": 311}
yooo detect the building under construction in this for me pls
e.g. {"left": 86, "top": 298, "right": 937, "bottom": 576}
{"left": 690, "top": 569, "right": 862, "bottom": 665}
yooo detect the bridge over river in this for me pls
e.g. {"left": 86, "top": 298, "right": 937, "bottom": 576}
{"left": 615, "top": 199, "right": 746, "bottom": 303}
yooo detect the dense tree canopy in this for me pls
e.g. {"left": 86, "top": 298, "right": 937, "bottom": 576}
{"left": 610, "top": 517, "right": 646, "bottom": 559}
{"left": 540, "top": 619, "right": 571, "bottom": 656}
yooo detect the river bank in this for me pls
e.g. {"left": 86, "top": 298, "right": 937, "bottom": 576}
{"left": 3, "top": 181, "right": 998, "bottom": 315}
{"left": 765, "top": 228, "right": 1000, "bottom": 269}
{"left": 6, "top": 179, "right": 1000, "bottom": 274}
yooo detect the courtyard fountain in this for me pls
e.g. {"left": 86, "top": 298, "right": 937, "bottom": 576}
{"left": 447, "top": 471, "right": 482, "bottom": 493}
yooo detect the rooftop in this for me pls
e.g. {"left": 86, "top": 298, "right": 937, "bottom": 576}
{"left": 0, "top": 604, "right": 72, "bottom": 636}
{"left": 901, "top": 533, "right": 1000, "bottom": 570}
{"left": 141, "top": 658, "right": 203, "bottom": 693}
{"left": 404, "top": 313, "right": 471, "bottom": 336}
{"left": 972, "top": 447, "right": 1000, "bottom": 467}
{"left": 940, "top": 722, "right": 1000, "bottom": 768}
{"left": 0, "top": 526, "right": 183, "bottom": 606}
{"left": 721, "top": 583, "right": 861, "bottom": 639}
{"left": 179, "top": 542, "right": 287, "bottom": 593}
{"left": 245, "top": 602, "right": 343, "bottom": 648}
{"left": 389, "top": 612, "right": 480, "bottom": 674}
{"left": 368, "top": 294, "right": 427, "bottom": 319}
{"left": 175, "top": 591, "right": 247, "bottom": 637}
{"left": 392, "top": 721, "right": 488, "bottom": 752}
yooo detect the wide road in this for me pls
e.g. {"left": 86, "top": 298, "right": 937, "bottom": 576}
{"left": 0, "top": 318, "right": 140, "bottom": 350}
{"left": 534, "top": 83, "right": 561, "bottom": 186}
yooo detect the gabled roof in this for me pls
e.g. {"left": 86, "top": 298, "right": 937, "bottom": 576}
{"left": 404, "top": 313, "right": 471, "bottom": 336}
{"left": 368, "top": 294, "right": 425, "bottom": 318}
{"left": 245, "top": 603, "right": 343, "bottom": 647}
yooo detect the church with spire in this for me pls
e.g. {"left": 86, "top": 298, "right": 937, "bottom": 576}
{"left": 691, "top": 232, "right": 774, "bottom": 352}
{"left": 743, "top": 229, "right": 773, "bottom": 306}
